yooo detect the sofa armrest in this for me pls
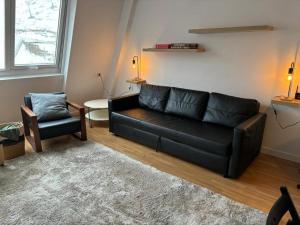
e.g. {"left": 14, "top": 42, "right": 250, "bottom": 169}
{"left": 227, "top": 113, "right": 267, "bottom": 178}
{"left": 108, "top": 94, "right": 140, "bottom": 112}
{"left": 108, "top": 94, "right": 140, "bottom": 133}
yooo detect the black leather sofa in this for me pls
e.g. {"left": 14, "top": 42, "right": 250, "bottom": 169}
{"left": 108, "top": 84, "right": 266, "bottom": 178}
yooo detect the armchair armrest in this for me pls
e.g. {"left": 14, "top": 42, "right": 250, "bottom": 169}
{"left": 66, "top": 101, "right": 84, "bottom": 111}
{"left": 66, "top": 101, "right": 85, "bottom": 117}
{"left": 21, "top": 106, "right": 38, "bottom": 129}
{"left": 21, "top": 105, "right": 36, "bottom": 118}
{"left": 227, "top": 113, "right": 267, "bottom": 178}
{"left": 108, "top": 94, "right": 139, "bottom": 112}
{"left": 20, "top": 105, "right": 42, "bottom": 152}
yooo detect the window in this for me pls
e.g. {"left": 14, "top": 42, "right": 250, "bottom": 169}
{"left": 0, "top": 0, "right": 67, "bottom": 77}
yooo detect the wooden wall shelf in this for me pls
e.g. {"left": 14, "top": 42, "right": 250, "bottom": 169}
{"left": 271, "top": 96, "right": 300, "bottom": 106}
{"left": 126, "top": 78, "right": 146, "bottom": 84}
{"left": 142, "top": 48, "right": 205, "bottom": 53}
{"left": 189, "top": 25, "right": 274, "bottom": 34}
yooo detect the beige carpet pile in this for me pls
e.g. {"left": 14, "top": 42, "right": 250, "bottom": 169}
{"left": 0, "top": 140, "right": 266, "bottom": 225}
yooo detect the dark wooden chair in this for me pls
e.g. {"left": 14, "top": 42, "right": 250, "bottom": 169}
{"left": 21, "top": 93, "right": 87, "bottom": 152}
{"left": 266, "top": 187, "right": 300, "bottom": 225}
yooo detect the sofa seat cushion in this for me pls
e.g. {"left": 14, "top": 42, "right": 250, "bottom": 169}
{"left": 165, "top": 87, "right": 209, "bottom": 120}
{"left": 112, "top": 108, "right": 233, "bottom": 156}
{"left": 38, "top": 117, "right": 81, "bottom": 140}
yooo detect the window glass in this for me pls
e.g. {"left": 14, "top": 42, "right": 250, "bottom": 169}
{"left": 14, "top": 0, "right": 62, "bottom": 66}
{"left": 0, "top": 0, "right": 5, "bottom": 69}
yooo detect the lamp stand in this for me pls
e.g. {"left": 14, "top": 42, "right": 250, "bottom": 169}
{"left": 287, "top": 80, "right": 293, "bottom": 99}
{"left": 132, "top": 55, "right": 143, "bottom": 82}
{"left": 281, "top": 63, "right": 296, "bottom": 101}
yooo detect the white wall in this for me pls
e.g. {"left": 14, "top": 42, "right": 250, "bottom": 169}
{"left": 110, "top": 0, "right": 300, "bottom": 162}
{"left": 0, "top": 0, "right": 124, "bottom": 123}
{"left": 0, "top": 76, "right": 63, "bottom": 123}
{"left": 65, "top": 0, "right": 124, "bottom": 104}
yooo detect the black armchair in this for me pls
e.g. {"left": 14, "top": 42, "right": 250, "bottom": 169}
{"left": 21, "top": 93, "right": 87, "bottom": 152}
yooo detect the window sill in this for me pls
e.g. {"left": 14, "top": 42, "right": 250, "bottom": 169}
{"left": 0, "top": 73, "right": 64, "bottom": 81}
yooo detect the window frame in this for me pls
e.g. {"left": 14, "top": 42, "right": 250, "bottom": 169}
{"left": 0, "top": 0, "right": 68, "bottom": 77}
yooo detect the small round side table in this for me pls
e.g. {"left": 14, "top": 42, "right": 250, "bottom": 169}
{"left": 84, "top": 99, "right": 108, "bottom": 128}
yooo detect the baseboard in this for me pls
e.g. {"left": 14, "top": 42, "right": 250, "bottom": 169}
{"left": 261, "top": 146, "right": 300, "bottom": 163}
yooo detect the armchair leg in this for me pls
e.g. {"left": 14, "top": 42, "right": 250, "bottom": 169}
{"left": 32, "top": 118, "right": 42, "bottom": 152}
{"left": 0, "top": 144, "right": 4, "bottom": 166}
{"left": 33, "top": 137, "right": 43, "bottom": 152}
{"left": 80, "top": 108, "right": 87, "bottom": 141}
{"left": 26, "top": 135, "right": 42, "bottom": 152}
{"left": 81, "top": 130, "right": 87, "bottom": 141}
{"left": 71, "top": 120, "right": 87, "bottom": 141}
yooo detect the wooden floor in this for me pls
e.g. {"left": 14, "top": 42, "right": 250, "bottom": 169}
{"left": 29, "top": 121, "right": 300, "bottom": 221}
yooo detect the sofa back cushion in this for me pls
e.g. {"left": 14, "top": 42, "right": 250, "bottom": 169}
{"left": 165, "top": 87, "right": 209, "bottom": 120}
{"left": 139, "top": 84, "right": 171, "bottom": 112}
{"left": 203, "top": 93, "right": 260, "bottom": 127}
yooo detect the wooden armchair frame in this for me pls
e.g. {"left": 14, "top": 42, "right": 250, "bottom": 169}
{"left": 21, "top": 101, "right": 87, "bottom": 152}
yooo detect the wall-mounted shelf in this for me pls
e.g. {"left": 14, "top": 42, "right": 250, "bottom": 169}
{"left": 126, "top": 78, "right": 146, "bottom": 84}
{"left": 271, "top": 96, "right": 300, "bottom": 106}
{"left": 142, "top": 48, "right": 205, "bottom": 53}
{"left": 189, "top": 25, "right": 274, "bottom": 34}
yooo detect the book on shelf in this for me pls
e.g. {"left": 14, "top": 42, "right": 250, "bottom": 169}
{"left": 170, "top": 43, "right": 199, "bottom": 49}
{"left": 155, "top": 44, "right": 170, "bottom": 49}
{"left": 170, "top": 46, "right": 199, "bottom": 49}
{"left": 155, "top": 43, "right": 199, "bottom": 49}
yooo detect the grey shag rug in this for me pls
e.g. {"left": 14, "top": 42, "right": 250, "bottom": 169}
{"left": 0, "top": 140, "right": 266, "bottom": 225}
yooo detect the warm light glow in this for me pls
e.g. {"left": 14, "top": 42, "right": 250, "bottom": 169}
{"left": 132, "top": 64, "right": 136, "bottom": 69}
{"left": 288, "top": 74, "right": 293, "bottom": 81}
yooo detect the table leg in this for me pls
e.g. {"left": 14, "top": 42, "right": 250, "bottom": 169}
{"left": 0, "top": 144, "right": 4, "bottom": 166}
{"left": 88, "top": 107, "right": 92, "bottom": 128}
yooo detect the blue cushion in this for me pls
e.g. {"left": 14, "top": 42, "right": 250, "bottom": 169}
{"left": 30, "top": 93, "right": 71, "bottom": 122}
{"left": 24, "top": 92, "right": 64, "bottom": 110}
